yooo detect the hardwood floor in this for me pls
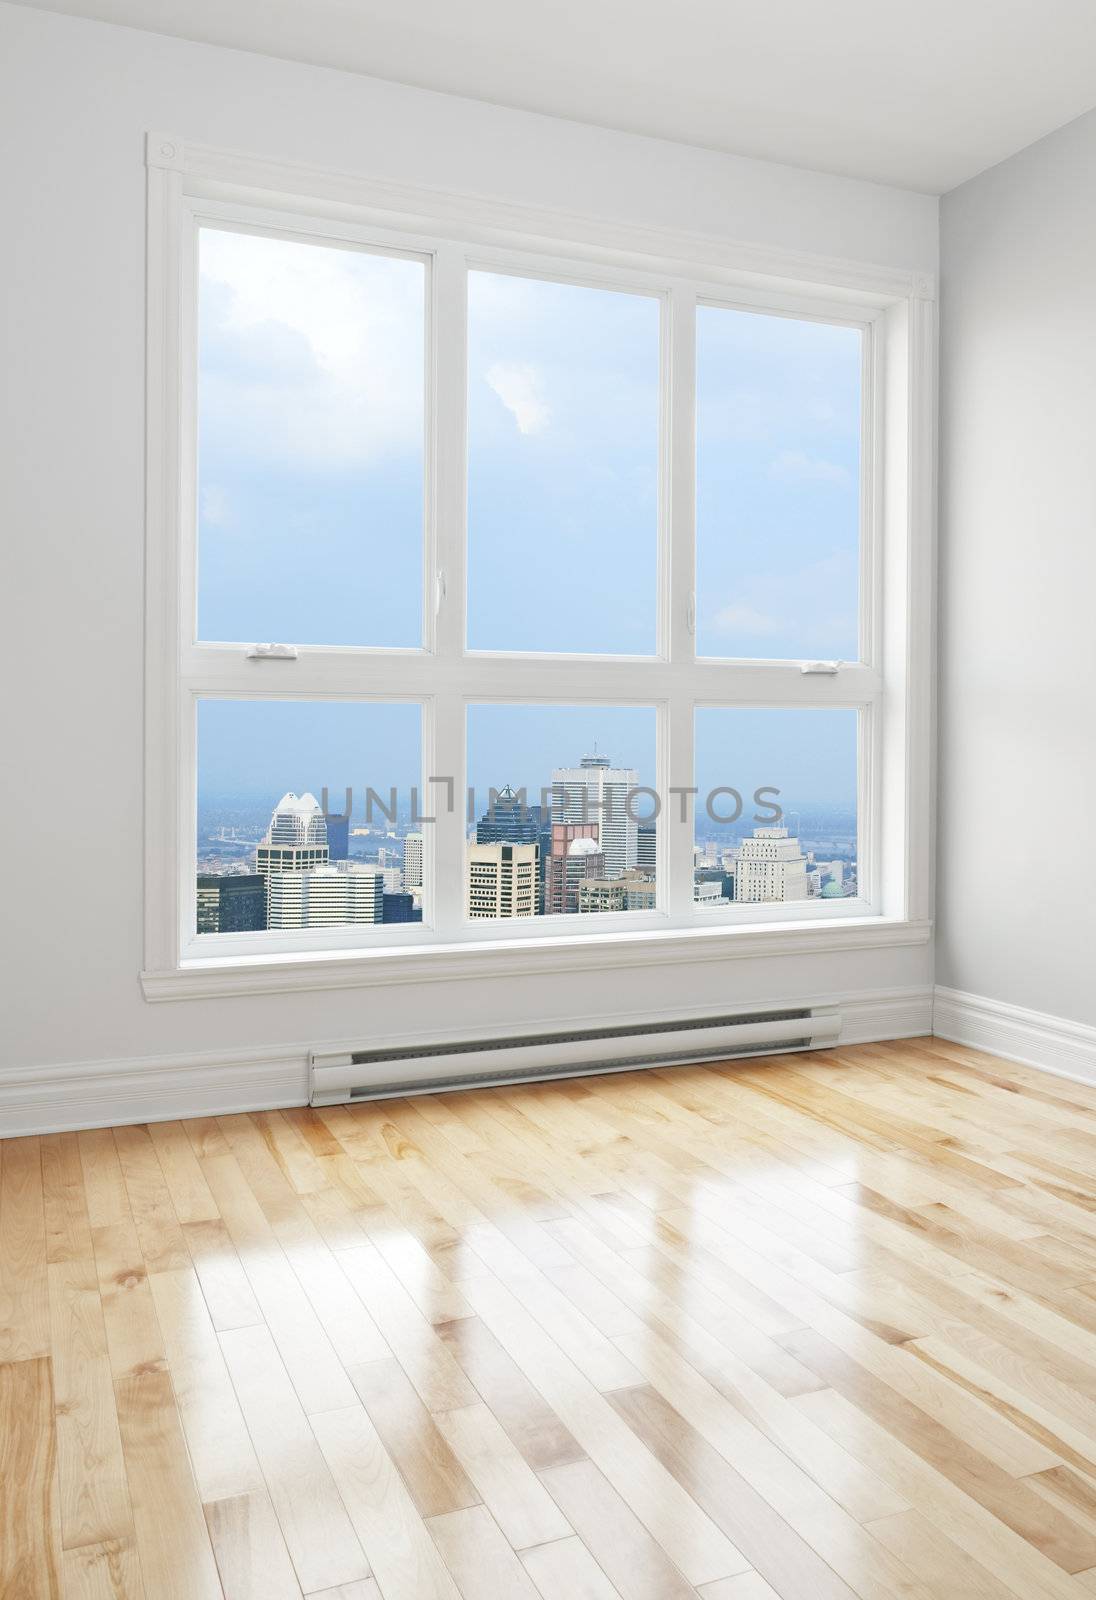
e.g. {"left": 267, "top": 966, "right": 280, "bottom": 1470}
{"left": 5, "top": 1036, "right": 1096, "bottom": 1597}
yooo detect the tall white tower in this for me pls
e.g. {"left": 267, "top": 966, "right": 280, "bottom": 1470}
{"left": 402, "top": 832, "right": 424, "bottom": 890}
{"left": 256, "top": 793, "right": 329, "bottom": 886}
{"left": 550, "top": 754, "right": 637, "bottom": 881}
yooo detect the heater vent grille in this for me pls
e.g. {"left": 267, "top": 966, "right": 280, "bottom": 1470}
{"left": 309, "top": 1004, "right": 839, "bottom": 1107}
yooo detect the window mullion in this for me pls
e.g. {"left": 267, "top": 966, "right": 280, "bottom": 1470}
{"left": 428, "top": 244, "right": 469, "bottom": 938}
{"left": 666, "top": 285, "right": 697, "bottom": 918}
{"left": 667, "top": 284, "right": 697, "bottom": 668}
{"left": 432, "top": 242, "right": 468, "bottom": 665}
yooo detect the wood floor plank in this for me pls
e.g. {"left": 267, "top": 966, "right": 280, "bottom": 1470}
{"left": 61, "top": 1538, "right": 145, "bottom": 1600}
{"left": 310, "top": 1403, "right": 463, "bottom": 1600}
{"left": 182, "top": 1217, "right": 262, "bottom": 1332}
{"left": 148, "top": 1266, "right": 264, "bottom": 1502}
{"left": 0, "top": 1356, "right": 62, "bottom": 1600}
{"left": 41, "top": 1133, "right": 94, "bottom": 1266}
{"left": 426, "top": 1505, "right": 543, "bottom": 1599}
{"left": 696, "top": 1578, "right": 781, "bottom": 1600}
{"left": 348, "top": 1355, "right": 480, "bottom": 1519}
{"left": 146, "top": 1121, "right": 220, "bottom": 1226}
{"left": 48, "top": 1259, "right": 133, "bottom": 1549}
{"left": 219, "top": 1323, "right": 370, "bottom": 1594}
{"left": 113, "top": 1366, "right": 223, "bottom": 1600}
{"left": 433, "top": 1399, "right": 572, "bottom": 1549}
{"left": 89, "top": 1221, "right": 166, "bottom": 1381}
{"left": 112, "top": 1126, "right": 190, "bottom": 1274}
{"left": 77, "top": 1129, "right": 132, "bottom": 1230}
{"left": 519, "top": 1535, "right": 623, "bottom": 1598}
{"left": 0, "top": 1135, "right": 49, "bottom": 1360}
{"left": 338, "top": 1241, "right": 479, "bottom": 1412}
{"left": 434, "top": 1314, "right": 585, "bottom": 1472}
{"left": 204, "top": 1489, "right": 302, "bottom": 1599}
{"left": 539, "top": 1457, "right": 699, "bottom": 1600}
{"left": 865, "top": 1508, "right": 1022, "bottom": 1600}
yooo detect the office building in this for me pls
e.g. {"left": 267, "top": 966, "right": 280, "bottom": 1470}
{"left": 403, "top": 831, "right": 424, "bottom": 889}
{"left": 475, "top": 785, "right": 541, "bottom": 843}
{"left": 578, "top": 872, "right": 657, "bottom": 913}
{"left": 255, "top": 793, "right": 329, "bottom": 877}
{"left": 551, "top": 753, "right": 638, "bottom": 880}
{"left": 543, "top": 824, "right": 604, "bottom": 915}
{"left": 467, "top": 841, "right": 538, "bottom": 918}
{"left": 266, "top": 863, "right": 383, "bottom": 928}
{"left": 196, "top": 873, "right": 267, "bottom": 934}
{"left": 733, "top": 827, "right": 809, "bottom": 903}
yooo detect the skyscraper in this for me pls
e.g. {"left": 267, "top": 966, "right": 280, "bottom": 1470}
{"left": 637, "top": 824, "right": 656, "bottom": 877}
{"left": 466, "top": 841, "right": 538, "bottom": 918}
{"left": 325, "top": 814, "right": 350, "bottom": 861}
{"left": 196, "top": 873, "right": 266, "bottom": 933}
{"left": 256, "top": 793, "right": 329, "bottom": 877}
{"left": 543, "top": 824, "right": 605, "bottom": 915}
{"left": 475, "top": 785, "right": 541, "bottom": 844}
{"left": 551, "top": 753, "right": 637, "bottom": 880}
{"left": 267, "top": 864, "right": 383, "bottom": 928}
{"left": 733, "top": 827, "right": 808, "bottom": 903}
{"left": 403, "top": 832, "right": 424, "bottom": 889}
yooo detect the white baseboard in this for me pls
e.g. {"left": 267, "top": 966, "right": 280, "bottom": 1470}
{"left": 933, "top": 985, "right": 1096, "bottom": 1086}
{"left": 0, "top": 986, "right": 933, "bottom": 1138}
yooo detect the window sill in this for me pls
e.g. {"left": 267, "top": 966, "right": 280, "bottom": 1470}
{"left": 141, "top": 915, "right": 931, "bottom": 1002}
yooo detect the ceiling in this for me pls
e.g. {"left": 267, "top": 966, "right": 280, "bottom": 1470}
{"left": 14, "top": 0, "right": 1096, "bottom": 192}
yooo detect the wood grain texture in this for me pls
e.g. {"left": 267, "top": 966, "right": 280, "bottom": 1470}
{"left": 8, "top": 1039, "right": 1096, "bottom": 1598}
{"left": 0, "top": 1356, "right": 61, "bottom": 1600}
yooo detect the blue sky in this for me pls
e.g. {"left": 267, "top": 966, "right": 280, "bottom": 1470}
{"left": 196, "top": 229, "right": 859, "bottom": 814}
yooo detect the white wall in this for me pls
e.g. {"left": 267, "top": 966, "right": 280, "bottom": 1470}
{"left": 0, "top": 3, "right": 937, "bottom": 1085}
{"left": 938, "top": 109, "right": 1096, "bottom": 1024}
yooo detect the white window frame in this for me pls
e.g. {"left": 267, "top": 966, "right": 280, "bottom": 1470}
{"left": 141, "top": 132, "right": 934, "bottom": 1001}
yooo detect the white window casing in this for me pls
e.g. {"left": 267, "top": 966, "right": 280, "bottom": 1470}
{"left": 141, "top": 133, "right": 934, "bottom": 1001}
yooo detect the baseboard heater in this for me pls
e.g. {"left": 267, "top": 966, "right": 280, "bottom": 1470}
{"left": 309, "top": 1003, "right": 840, "bottom": 1107}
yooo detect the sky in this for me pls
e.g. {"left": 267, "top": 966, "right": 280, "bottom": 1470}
{"left": 196, "top": 227, "right": 860, "bottom": 819}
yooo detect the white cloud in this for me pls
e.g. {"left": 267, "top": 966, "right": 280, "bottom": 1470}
{"left": 199, "top": 228, "right": 424, "bottom": 469}
{"left": 768, "top": 449, "right": 851, "bottom": 487}
{"left": 484, "top": 362, "right": 550, "bottom": 435}
{"left": 712, "top": 603, "right": 780, "bottom": 637}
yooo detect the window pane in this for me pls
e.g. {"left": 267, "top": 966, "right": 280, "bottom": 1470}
{"left": 694, "top": 708, "right": 858, "bottom": 904}
{"left": 467, "top": 272, "right": 660, "bottom": 653}
{"left": 197, "top": 229, "right": 424, "bottom": 646}
{"left": 196, "top": 700, "right": 424, "bottom": 936}
{"left": 696, "top": 306, "right": 861, "bottom": 660}
{"left": 466, "top": 705, "right": 657, "bottom": 919}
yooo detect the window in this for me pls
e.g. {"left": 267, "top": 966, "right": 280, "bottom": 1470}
{"left": 145, "top": 139, "right": 932, "bottom": 986}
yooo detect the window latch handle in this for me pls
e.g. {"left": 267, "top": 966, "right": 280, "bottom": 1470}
{"left": 435, "top": 567, "right": 447, "bottom": 616}
{"left": 800, "top": 660, "right": 841, "bottom": 675}
{"left": 246, "top": 643, "right": 299, "bottom": 660}
{"left": 685, "top": 596, "right": 696, "bottom": 636}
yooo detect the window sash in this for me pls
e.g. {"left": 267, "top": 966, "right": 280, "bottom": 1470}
{"left": 171, "top": 189, "right": 892, "bottom": 965}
